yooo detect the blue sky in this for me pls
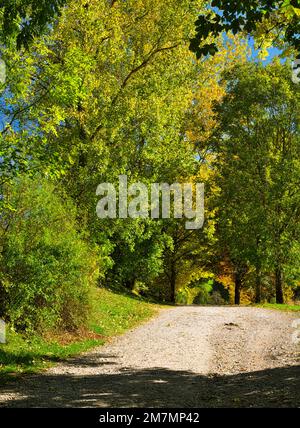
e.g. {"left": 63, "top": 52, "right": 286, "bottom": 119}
{"left": 210, "top": 4, "right": 286, "bottom": 65}
{"left": 248, "top": 37, "right": 284, "bottom": 64}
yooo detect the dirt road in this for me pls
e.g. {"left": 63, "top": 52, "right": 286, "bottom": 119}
{"left": 0, "top": 307, "right": 299, "bottom": 407}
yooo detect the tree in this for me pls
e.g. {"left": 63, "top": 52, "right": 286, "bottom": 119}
{"left": 0, "top": 0, "right": 66, "bottom": 48}
{"left": 185, "top": 35, "right": 251, "bottom": 305}
{"left": 0, "top": 177, "right": 99, "bottom": 332}
{"left": 212, "top": 61, "right": 300, "bottom": 304}
{"left": 190, "top": 0, "right": 300, "bottom": 58}
{"left": 3, "top": 1, "right": 299, "bottom": 59}
{"left": 1, "top": 0, "right": 207, "bottom": 293}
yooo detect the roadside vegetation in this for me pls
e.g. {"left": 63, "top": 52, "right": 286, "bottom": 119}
{"left": 0, "top": 1, "right": 299, "bottom": 377}
{"left": 254, "top": 303, "right": 300, "bottom": 312}
{"left": 0, "top": 288, "right": 158, "bottom": 379}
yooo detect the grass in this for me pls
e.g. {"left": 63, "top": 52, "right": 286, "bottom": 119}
{"left": 255, "top": 303, "right": 300, "bottom": 312}
{"left": 0, "top": 288, "right": 159, "bottom": 381}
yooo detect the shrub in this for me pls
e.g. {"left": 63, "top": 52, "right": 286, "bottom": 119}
{"left": 193, "top": 280, "right": 213, "bottom": 305}
{"left": 0, "top": 177, "right": 100, "bottom": 333}
{"left": 176, "top": 287, "right": 190, "bottom": 305}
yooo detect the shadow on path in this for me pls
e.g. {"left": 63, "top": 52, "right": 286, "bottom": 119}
{"left": 0, "top": 362, "right": 299, "bottom": 408}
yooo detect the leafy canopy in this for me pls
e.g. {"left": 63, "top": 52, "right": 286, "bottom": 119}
{"left": 190, "top": 0, "right": 300, "bottom": 58}
{"left": 0, "top": 0, "right": 66, "bottom": 48}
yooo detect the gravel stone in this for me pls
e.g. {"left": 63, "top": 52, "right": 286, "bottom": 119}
{"left": 0, "top": 306, "right": 299, "bottom": 407}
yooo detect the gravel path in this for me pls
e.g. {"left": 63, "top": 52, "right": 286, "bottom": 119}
{"left": 0, "top": 307, "right": 299, "bottom": 407}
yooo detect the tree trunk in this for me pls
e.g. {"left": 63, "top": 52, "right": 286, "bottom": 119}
{"left": 255, "top": 265, "right": 262, "bottom": 303}
{"left": 170, "top": 265, "right": 176, "bottom": 304}
{"left": 234, "top": 271, "right": 242, "bottom": 305}
{"left": 275, "top": 266, "right": 284, "bottom": 304}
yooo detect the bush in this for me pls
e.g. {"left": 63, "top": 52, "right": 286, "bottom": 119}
{"left": 193, "top": 280, "right": 213, "bottom": 305}
{"left": 0, "top": 177, "right": 100, "bottom": 333}
{"left": 176, "top": 287, "right": 190, "bottom": 305}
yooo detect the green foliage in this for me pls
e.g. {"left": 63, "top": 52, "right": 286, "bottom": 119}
{"left": 0, "top": 0, "right": 66, "bottom": 48}
{"left": 255, "top": 303, "right": 300, "bottom": 312}
{"left": 90, "top": 287, "right": 158, "bottom": 336}
{"left": 193, "top": 280, "right": 214, "bottom": 305}
{"left": 0, "top": 287, "right": 158, "bottom": 379}
{"left": 0, "top": 177, "right": 100, "bottom": 333}
{"left": 176, "top": 288, "right": 189, "bottom": 305}
{"left": 0, "top": 0, "right": 298, "bottom": 334}
{"left": 96, "top": 217, "right": 172, "bottom": 290}
{"left": 0, "top": 0, "right": 206, "bottom": 296}
{"left": 212, "top": 61, "right": 300, "bottom": 303}
{"left": 191, "top": 0, "right": 300, "bottom": 59}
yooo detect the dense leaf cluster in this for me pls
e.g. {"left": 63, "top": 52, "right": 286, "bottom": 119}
{"left": 190, "top": 0, "right": 300, "bottom": 58}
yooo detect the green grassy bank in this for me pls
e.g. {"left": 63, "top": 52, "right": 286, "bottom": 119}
{"left": 255, "top": 303, "right": 300, "bottom": 312}
{"left": 0, "top": 288, "right": 159, "bottom": 380}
